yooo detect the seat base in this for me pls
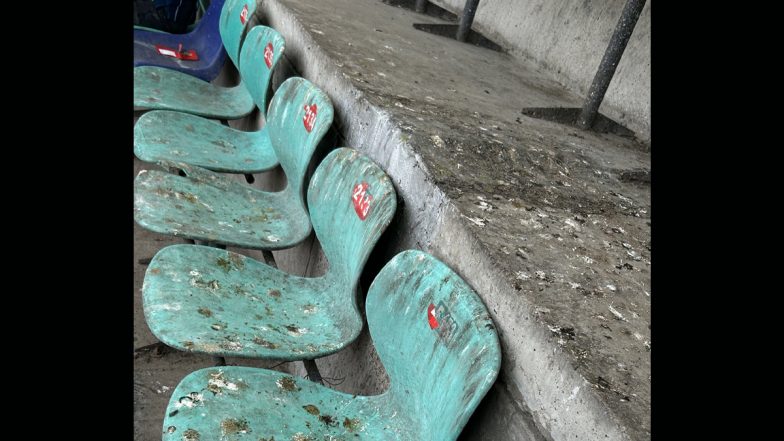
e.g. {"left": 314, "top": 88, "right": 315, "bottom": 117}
{"left": 134, "top": 66, "right": 254, "bottom": 119}
{"left": 162, "top": 366, "right": 414, "bottom": 441}
{"left": 144, "top": 245, "right": 359, "bottom": 359}
{"left": 135, "top": 110, "right": 276, "bottom": 173}
{"left": 134, "top": 162, "right": 311, "bottom": 250}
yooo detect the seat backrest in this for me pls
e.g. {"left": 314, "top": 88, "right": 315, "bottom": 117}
{"left": 366, "top": 250, "right": 502, "bottom": 441}
{"left": 307, "top": 148, "right": 397, "bottom": 287}
{"left": 218, "top": 0, "right": 257, "bottom": 67}
{"left": 186, "top": 0, "right": 225, "bottom": 57}
{"left": 266, "top": 77, "right": 334, "bottom": 201}
{"left": 238, "top": 25, "right": 285, "bottom": 116}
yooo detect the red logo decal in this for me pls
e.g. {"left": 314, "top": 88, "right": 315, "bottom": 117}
{"left": 303, "top": 104, "right": 318, "bottom": 133}
{"left": 264, "top": 43, "right": 274, "bottom": 68}
{"left": 352, "top": 182, "right": 373, "bottom": 220}
{"left": 155, "top": 44, "right": 199, "bottom": 61}
{"left": 427, "top": 304, "right": 440, "bottom": 329}
{"left": 240, "top": 4, "right": 249, "bottom": 24}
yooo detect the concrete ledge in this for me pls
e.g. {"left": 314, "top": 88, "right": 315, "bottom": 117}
{"left": 258, "top": 1, "right": 650, "bottom": 440}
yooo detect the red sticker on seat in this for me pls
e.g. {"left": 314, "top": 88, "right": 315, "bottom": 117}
{"left": 155, "top": 44, "right": 199, "bottom": 61}
{"left": 303, "top": 104, "right": 317, "bottom": 132}
{"left": 427, "top": 304, "right": 439, "bottom": 329}
{"left": 264, "top": 43, "right": 274, "bottom": 68}
{"left": 352, "top": 182, "right": 373, "bottom": 220}
{"left": 240, "top": 4, "right": 249, "bottom": 24}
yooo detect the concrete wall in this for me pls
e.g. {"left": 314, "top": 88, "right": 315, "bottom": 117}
{"left": 429, "top": 0, "right": 651, "bottom": 142}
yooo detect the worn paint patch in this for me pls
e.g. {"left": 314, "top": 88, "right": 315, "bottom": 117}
{"left": 342, "top": 417, "right": 361, "bottom": 432}
{"left": 303, "top": 104, "right": 317, "bottom": 132}
{"left": 174, "top": 392, "right": 203, "bottom": 409}
{"left": 208, "top": 370, "right": 240, "bottom": 394}
{"left": 220, "top": 340, "right": 243, "bottom": 351}
{"left": 221, "top": 417, "right": 250, "bottom": 435}
{"left": 182, "top": 428, "right": 200, "bottom": 440}
{"left": 253, "top": 337, "right": 278, "bottom": 349}
{"left": 228, "top": 253, "right": 245, "bottom": 269}
{"left": 276, "top": 376, "right": 299, "bottom": 391}
{"left": 285, "top": 325, "right": 307, "bottom": 336}
{"left": 191, "top": 278, "right": 220, "bottom": 291}
{"left": 216, "top": 256, "right": 232, "bottom": 272}
{"left": 264, "top": 43, "right": 274, "bottom": 68}
{"left": 319, "top": 414, "right": 338, "bottom": 427}
{"left": 351, "top": 182, "right": 373, "bottom": 220}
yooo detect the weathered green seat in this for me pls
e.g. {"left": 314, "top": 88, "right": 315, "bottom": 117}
{"left": 134, "top": 25, "right": 285, "bottom": 173}
{"left": 134, "top": 76, "right": 333, "bottom": 249}
{"left": 143, "top": 148, "right": 397, "bottom": 360}
{"left": 159, "top": 250, "right": 502, "bottom": 441}
{"left": 134, "top": 0, "right": 257, "bottom": 119}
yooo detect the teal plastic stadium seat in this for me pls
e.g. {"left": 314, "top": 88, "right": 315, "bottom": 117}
{"left": 134, "top": 0, "right": 257, "bottom": 119}
{"left": 134, "top": 76, "right": 333, "bottom": 249}
{"left": 134, "top": 25, "right": 285, "bottom": 173}
{"left": 143, "top": 148, "right": 397, "bottom": 360}
{"left": 158, "top": 250, "right": 501, "bottom": 441}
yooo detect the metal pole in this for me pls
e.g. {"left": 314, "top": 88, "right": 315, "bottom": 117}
{"left": 303, "top": 359, "right": 324, "bottom": 384}
{"left": 415, "top": 0, "right": 428, "bottom": 14}
{"left": 577, "top": 0, "right": 646, "bottom": 130}
{"left": 456, "top": 0, "right": 480, "bottom": 42}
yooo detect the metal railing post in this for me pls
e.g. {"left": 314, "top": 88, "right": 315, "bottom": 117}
{"left": 577, "top": 0, "right": 646, "bottom": 130}
{"left": 456, "top": 0, "right": 481, "bottom": 42}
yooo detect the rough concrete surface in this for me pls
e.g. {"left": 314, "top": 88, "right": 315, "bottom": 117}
{"left": 257, "top": 0, "right": 650, "bottom": 440}
{"left": 428, "top": 0, "right": 651, "bottom": 142}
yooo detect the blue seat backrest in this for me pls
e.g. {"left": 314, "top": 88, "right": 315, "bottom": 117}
{"left": 238, "top": 25, "right": 285, "bottom": 115}
{"left": 183, "top": 0, "right": 225, "bottom": 62}
{"left": 266, "top": 77, "right": 334, "bottom": 201}
{"left": 219, "top": 0, "right": 257, "bottom": 67}
{"left": 307, "top": 148, "right": 398, "bottom": 286}
{"left": 366, "top": 250, "right": 502, "bottom": 440}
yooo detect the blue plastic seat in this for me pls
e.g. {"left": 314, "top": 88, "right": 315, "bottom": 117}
{"left": 142, "top": 148, "right": 397, "bottom": 360}
{"left": 134, "top": 76, "right": 333, "bottom": 249}
{"left": 134, "top": 0, "right": 257, "bottom": 119}
{"left": 134, "top": 25, "right": 285, "bottom": 173}
{"left": 134, "top": 0, "right": 227, "bottom": 82}
{"left": 158, "top": 250, "right": 502, "bottom": 441}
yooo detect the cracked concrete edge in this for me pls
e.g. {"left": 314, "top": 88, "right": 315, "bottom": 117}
{"left": 260, "top": 1, "right": 635, "bottom": 440}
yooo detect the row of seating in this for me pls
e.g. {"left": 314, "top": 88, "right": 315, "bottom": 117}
{"left": 134, "top": 1, "right": 502, "bottom": 439}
